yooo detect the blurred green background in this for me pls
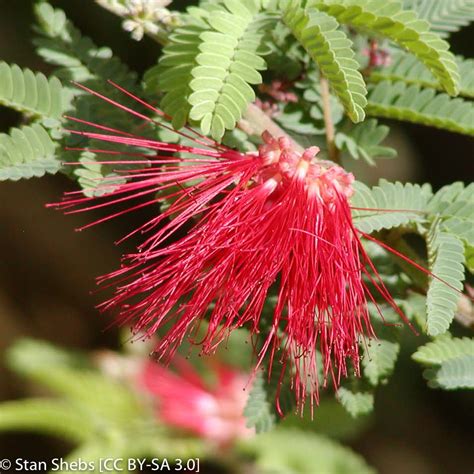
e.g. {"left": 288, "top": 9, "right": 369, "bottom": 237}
{"left": 0, "top": 1, "right": 473, "bottom": 472}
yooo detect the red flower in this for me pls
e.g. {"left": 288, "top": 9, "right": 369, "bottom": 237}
{"left": 140, "top": 357, "right": 253, "bottom": 445}
{"left": 54, "top": 83, "right": 409, "bottom": 413}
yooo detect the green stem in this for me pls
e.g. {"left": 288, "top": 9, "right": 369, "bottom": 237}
{"left": 320, "top": 75, "right": 340, "bottom": 164}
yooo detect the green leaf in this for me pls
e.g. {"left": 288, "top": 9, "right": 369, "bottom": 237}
{"left": 34, "top": 1, "right": 147, "bottom": 193}
{"left": 73, "top": 151, "right": 126, "bottom": 197}
{"left": 363, "top": 339, "right": 400, "bottom": 386}
{"left": 0, "top": 61, "right": 64, "bottom": 119}
{"left": 425, "top": 229, "right": 465, "bottom": 336}
{"left": 283, "top": 2, "right": 367, "bottom": 122}
{"left": 6, "top": 338, "right": 89, "bottom": 371}
{"left": 405, "top": 0, "right": 474, "bottom": 37}
{"left": 311, "top": 0, "right": 459, "bottom": 96}
{"left": 369, "top": 53, "right": 474, "bottom": 99}
{"left": 243, "top": 372, "right": 276, "bottom": 433}
{"left": 432, "top": 355, "right": 474, "bottom": 389}
{"left": 297, "top": 70, "right": 346, "bottom": 124}
{"left": 428, "top": 182, "right": 473, "bottom": 276}
{"left": 34, "top": 2, "right": 137, "bottom": 88}
{"left": 398, "top": 292, "right": 427, "bottom": 328}
{"left": 367, "top": 81, "right": 474, "bottom": 136}
{"left": 152, "top": 3, "right": 275, "bottom": 138}
{"left": 6, "top": 339, "right": 142, "bottom": 423}
{"left": 351, "top": 179, "right": 430, "bottom": 233}
{"left": 337, "top": 387, "right": 374, "bottom": 417}
{"left": 429, "top": 183, "right": 474, "bottom": 247}
{"left": 145, "top": 25, "right": 206, "bottom": 129}
{"left": 241, "top": 429, "right": 375, "bottom": 474}
{"left": 440, "top": 206, "right": 474, "bottom": 248}
{"left": 0, "top": 124, "right": 61, "bottom": 181}
{"left": 413, "top": 336, "right": 474, "bottom": 365}
{"left": 0, "top": 399, "right": 93, "bottom": 443}
{"left": 428, "top": 181, "right": 467, "bottom": 209}
{"left": 466, "top": 245, "right": 474, "bottom": 273}
{"left": 336, "top": 119, "right": 397, "bottom": 165}
{"left": 189, "top": 5, "right": 274, "bottom": 139}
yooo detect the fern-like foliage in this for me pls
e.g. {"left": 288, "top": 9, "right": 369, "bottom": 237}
{"left": 413, "top": 335, "right": 474, "bottom": 365}
{"left": 337, "top": 387, "right": 374, "bottom": 418}
{"left": 243, "top": 372, "right": 276, "bottom": 433}
{"left": 72, "top": 151, "right": 126, "bottom": 197}
{"left": 425, "top": 227, "right": 465, "bottom": 336}
{"left": 351, "top": 180, "right": 430, "bottom": 233}
{"left": 33, "top": 2, "right": 153, "bottom": 194}
{"left": 243, "top": 368, "right": 293, "bottom": 433}
{"left": 465, "top": 245, "right": 474, "bottom": 274}
{"left": 0, "top": 399, "right": 94, "bottom": 443}
{"left": 335, "top": 119, "right": 397, "bottom": 165}
{"left": 433, "top": 355, "right": 474, "bottom": 389}
{"left": 283, "top": 1, "right": 367, "bottom": 122}
{"left": 367, "top": 81, "right": 474, "bottom": 136}
{"left": 149, "top": 1, "right": 274, "bottom": 139}
{"left": 429, "top": 182, "right": 474, "bottom": 248}
{"left": 0, "top": 124, "right": 61, "bottom": 181}
{"left": 34, "top": 1, "right": 137, "bottom": 88}
{"left": 369, "top": 53, "right": 474, "bottom": 99}
{"left": 311, "top": 0, "right": 459, "bottom": 96}
{"left": 398, "top": 292, "right": 427, "bottom": 328}
{"left": 362, "top": 339, "right": 400, "bottom": 386}
{"left": 413, "top": 336, "right": 474, "bottom": 390}
{"left": 2, "top": 338, "right": 204, "bottom": 461}
{"left": 188, "top": 2, "right": 272, "bottom": 140}
{"left": 6, "top": 339, "right": 142, "bottom": 420}
{"left": 247, "top": 429, "right": 376, "bottom": 474}
{"left": 405, "top": 0, "right": 474, "bottom": 38}
{"left": 429, "top": 182, "right": 472, "bottom": 210}
{"left": 145, "top": 25, "right": 205, "bottom": 129}
{"left": 0, "top": 61, "right": 64, "bottom": 119}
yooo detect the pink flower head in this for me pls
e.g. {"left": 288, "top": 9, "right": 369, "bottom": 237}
{"left": 259, "top": 80, "right": 298, "bottom": 104}
{"left": 53, "top": 82, "right": 411, "bottom": 413}
{"left": 363, "top": 40, "right": 391, "bottom": 68}
{"left": 140, "top": 358, "right": 252, "bottom": 445}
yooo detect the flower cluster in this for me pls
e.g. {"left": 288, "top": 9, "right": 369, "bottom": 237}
{"left": 256, "top": 80, "right": 299, "bottom": 117}
{"left": 54, "top": 83, "right": 407, "bottom": 413}
{"left": 96, "top": 0, "right": 179, "bottom": 41}
{"left": 141, "top": 358, "right": 253, "bottom": 445}
{"left": 363, "top": 40, "right": 391, "bottom": 68}
{"left": 95, "top": 349, "right": 252, "bottom": 445}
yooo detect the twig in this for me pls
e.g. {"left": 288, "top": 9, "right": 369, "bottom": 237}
{"left": 240, "top": 104, "right": 304, "bottom": 153}
{"left": 320, "top": 75, "right": 340, "bottom": 164}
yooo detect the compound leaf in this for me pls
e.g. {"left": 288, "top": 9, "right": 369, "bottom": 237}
{"left": 367, "top": 81, "right": 474, "bottom": 136}
{"left": 351, "top": 180, "right": 430, "bottom": 233}
{"left": 0, "top": 124, "right": 61, "bottom": 181}
{"left": 283, "top": 1, "right": 367, "bottom": 122}
{"left": 425, "top": 229, "right": 465, "bottom": 336}
{"left": 312, "top": 0, "right": 459, "bottom": 95}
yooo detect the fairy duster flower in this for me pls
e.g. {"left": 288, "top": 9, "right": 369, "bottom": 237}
{"left": 54, "top": 82, "right": 409, "bottom": 413}
{"left": 141, "top": 358, "right": 253, "bottom": 445}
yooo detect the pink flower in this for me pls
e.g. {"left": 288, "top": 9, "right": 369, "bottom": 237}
{"left": 53, "top": 83, "right": 410, "bottom": 413}
{"left": 259, "top": 80, "right": 298, "bottom": 104}
{"left": 363, "top": 40, "right": 391, "bottom": 68}
{"left": 140, "top": 358, "right": 253, "bottom": 445}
